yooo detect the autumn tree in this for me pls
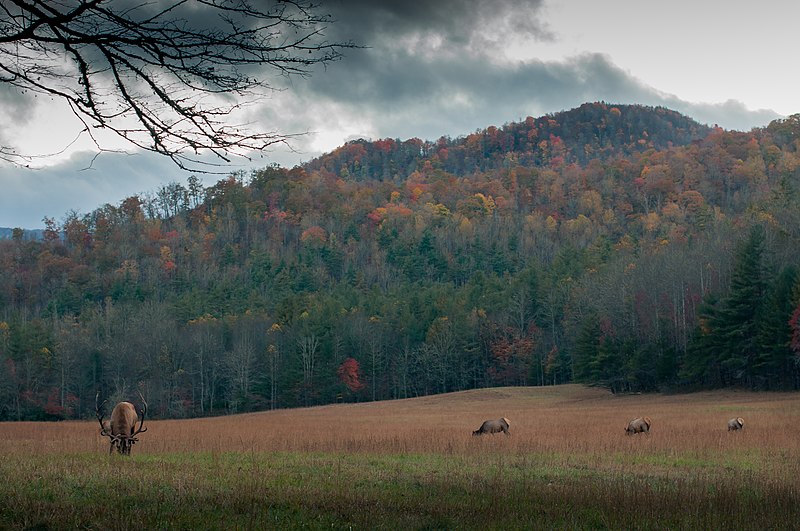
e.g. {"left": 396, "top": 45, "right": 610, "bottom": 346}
{"left": 336, "top": 357, "right": 365, "bottom": 394}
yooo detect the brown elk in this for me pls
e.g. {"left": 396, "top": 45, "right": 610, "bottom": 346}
{"left": 473, "top": 417, "right": 511, "bottom": 436}
{"left": 96, "top": 391, "right": 147, "bottom": 455}
{"left": 625, "top": 416, "right": 651, "bottom": 435}
{"left": 728, "top": 417, "right": 744, "bottom": 431}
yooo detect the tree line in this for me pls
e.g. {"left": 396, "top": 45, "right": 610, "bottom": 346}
{"left": 2, "top": 104, "right": 800, "bottom": 420}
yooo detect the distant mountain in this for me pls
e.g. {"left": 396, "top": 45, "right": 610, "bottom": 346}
{"left": 305, "top": 102, "right": 712, "bottom": 180}
{"left": 0, "top": 227, "right": 44, "bottom": 240}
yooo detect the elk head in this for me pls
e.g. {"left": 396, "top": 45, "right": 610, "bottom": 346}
{"left": 96, "top": 391, "right": 147, "bottom": 455}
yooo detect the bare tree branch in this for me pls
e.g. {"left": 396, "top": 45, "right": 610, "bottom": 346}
{"left": 0, "top": 0, "right": 354, "bottom": 171}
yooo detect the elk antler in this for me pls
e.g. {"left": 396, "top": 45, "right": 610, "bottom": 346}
{"left": 132, "top": 389, "right": 148, "bottom": 437}
{"left": 95, "top": 391, "right": 110, "bottom": 437}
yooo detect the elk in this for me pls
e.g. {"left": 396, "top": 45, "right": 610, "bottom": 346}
{"left": 96, "top": 391, "right": 147, "bottom": 455}
{"left": 728, "top": 417, "right": 744, "bottom": 431}
{"left": 473, "top": 417, "right": 511, "bottom": 436}
{"left": 625, "top": 416, "right": 651, "bottom": 435}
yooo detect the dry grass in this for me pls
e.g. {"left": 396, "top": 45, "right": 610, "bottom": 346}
{"left": 1, "top": 384, "right": 799, "bottom": 529}
{"left": 4, "top": 384, "right": 796, "bottom": 458}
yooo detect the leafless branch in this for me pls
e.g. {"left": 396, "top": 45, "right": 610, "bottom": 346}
{"left": 0, "top": 0, "right": 354, "bottom": 171}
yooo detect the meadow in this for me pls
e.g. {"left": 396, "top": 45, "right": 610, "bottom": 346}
{"left": 1, "top": 385, "right": 799, "bottom": 529}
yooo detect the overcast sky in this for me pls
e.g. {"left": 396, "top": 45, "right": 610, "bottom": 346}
{"left": 1, "top": 0, "right": 796, "bottom": 229}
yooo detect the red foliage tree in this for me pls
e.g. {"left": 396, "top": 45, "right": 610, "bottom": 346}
{"left": 337, "top": 358, "right": 365, "bottom": 392}
{"left": 487, "top": 326, "right": 535, "bottom": 386}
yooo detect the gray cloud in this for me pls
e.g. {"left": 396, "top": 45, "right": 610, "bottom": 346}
{"left": 0, "top": 84, "right": 40, "bottom": 153}
{"left": 324, "top": 0, "right": 553, "bottom": 46}
{"left": 0, "top": 85, "right": 34, "bottom": 124}
{"left": 668, "top": 99, "right": 780, "bottom": 132}
{"left": 272, "top": 46, "right": 779, "bottom": 157}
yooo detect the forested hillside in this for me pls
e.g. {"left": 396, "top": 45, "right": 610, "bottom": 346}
{"left": 2, "top": 103, "right": 800, "bottom": 421}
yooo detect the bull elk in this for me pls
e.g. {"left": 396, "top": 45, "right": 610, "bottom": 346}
{"left": 96, "top": 391, "right": 147, "bottom": 455}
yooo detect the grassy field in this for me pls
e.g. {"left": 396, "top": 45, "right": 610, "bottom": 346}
{"left": 1, "top": 385, "right": 799, "bottom": 529}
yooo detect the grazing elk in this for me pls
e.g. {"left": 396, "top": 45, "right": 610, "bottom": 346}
{"left": 473, "top": 417, "right": 511, "bottom": 436}
{"left": 625, "top": 416, "right": 651, "bottom": 435}
{"left": 96, "top": 391, "right": 147, "bottom": 455}
{"left": 728, "top": 417, "right": 744, "bottom": 431}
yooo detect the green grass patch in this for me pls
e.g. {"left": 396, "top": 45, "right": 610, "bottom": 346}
{"left": 1, "top": 451, "right": 797, "bottom": 530}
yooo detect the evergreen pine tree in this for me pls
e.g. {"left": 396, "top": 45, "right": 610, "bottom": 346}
{"left": 681, "top": 293, "right": 725, "bottom": 387}
{"left": 715, "top": 225, "right": 767, "bottom": 387}
{"left": 572, "top": 314, "right": 601, "bottom": 383}
{"left": 754, "top": 266, "right": 798, "bottom": 389}
{"left": 588, "top": 332, "right": 620, "bottom": 390}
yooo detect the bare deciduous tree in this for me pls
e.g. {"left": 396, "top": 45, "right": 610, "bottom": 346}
{"left": 297, "top": 333, "right": 317, "bottom": 405}
{"left": 0, "top": 0, "right": 352, "bottom": 169}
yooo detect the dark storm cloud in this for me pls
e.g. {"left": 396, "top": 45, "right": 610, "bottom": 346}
{"left": 319, "top": 0, "right": 553, "bottom": 90}
{"left": 300, "top": 0, "right": 555, "bottom": 107}
{"left": 323, "top": 0, "right": 552, "bottom": 45}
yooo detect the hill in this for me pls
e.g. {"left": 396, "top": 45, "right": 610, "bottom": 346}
{"left": 0, "top": 104, "right": 799, "bottom": 421}
{"left": 306, "top": 102, "right": 711, "bottom": 180}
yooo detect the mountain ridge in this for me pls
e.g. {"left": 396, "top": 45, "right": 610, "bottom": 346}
{"left": 304, "top": 102, "right": 712, "bottom": 180}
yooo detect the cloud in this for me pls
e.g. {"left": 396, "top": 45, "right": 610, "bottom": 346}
{"left": 324, "top": 0, "right": 553, "bottom": 47}
{"left": 667, "top": 99, "right": 780, "bottom": 132}
{"left": 251, "top": 0, "right": 780, "bottom": 157}
{"left": 0, "top": 85, "right": 34, "bottom": 125}
{"left": 0, "top": 84, "right": 40, "bottom": 152}
{"left": 266, "top": 46, "right": 779, "bottom": 160}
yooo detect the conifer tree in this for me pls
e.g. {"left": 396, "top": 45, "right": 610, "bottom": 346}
{"left": 754, "top": 266, "right": 798, "bottom": 389}
{"left": 715, "top": 225, "right": 767, "bottom": 387}
{"left": 682, "top": 293, "right": 725, "bottom": 387}
{"left": 572, "top": 314, "right": 601, "bottom": 383}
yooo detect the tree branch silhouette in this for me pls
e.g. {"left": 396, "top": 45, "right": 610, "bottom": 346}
{"left": 0, "top": 0, "right": 353, "bottom": 171}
